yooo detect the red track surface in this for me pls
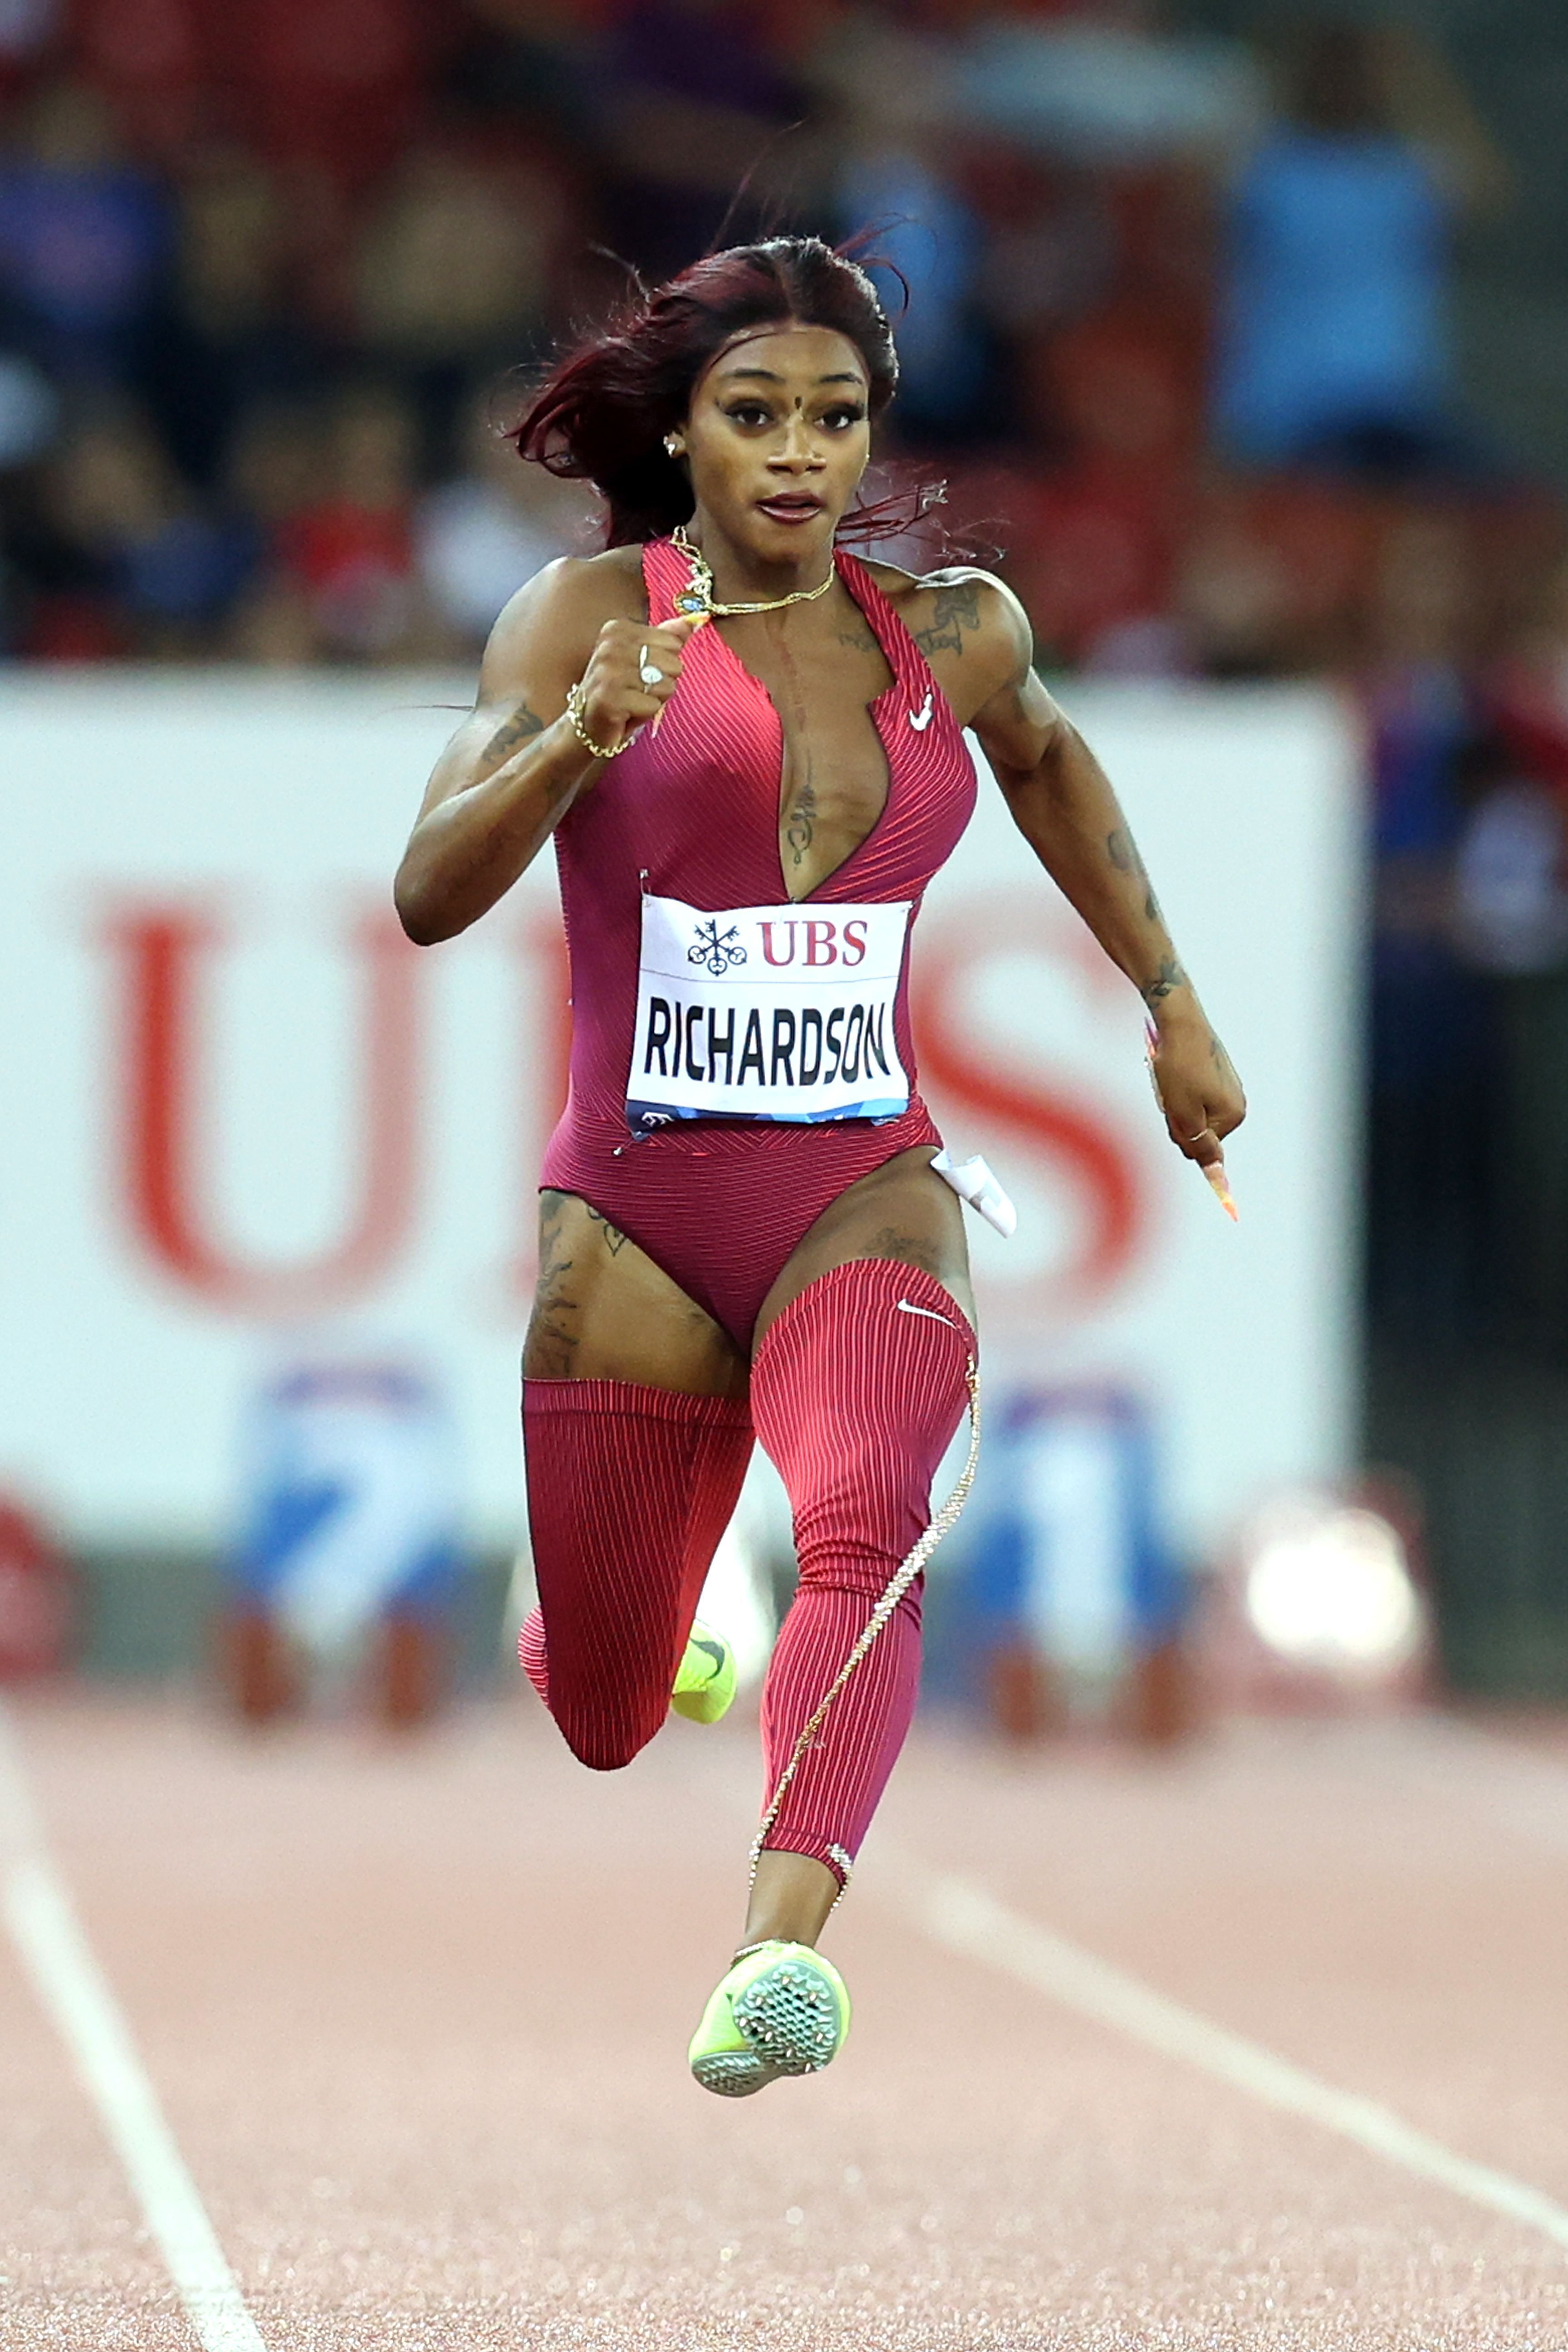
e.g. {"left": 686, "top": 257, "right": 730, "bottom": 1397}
{"left": 5, "top": 1689, "right": 1568, "bottom": 2349}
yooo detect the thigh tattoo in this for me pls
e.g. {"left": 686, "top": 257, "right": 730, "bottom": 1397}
{"left": 586, "top": 1206, "right": 629, "bottom": 1257}
{"left": 864, "top": 1224, "right": 946, "bottom": 1279}
{"left": 527, "top": 1196, "right": 583, "bottom": 1370}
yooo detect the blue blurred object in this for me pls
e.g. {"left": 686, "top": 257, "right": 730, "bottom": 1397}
{"left": 231, "top": 1360, "right": 461, "bottom": 1657}
{"left": 964, "top": 1384, "right": 1182, "bottom": 1697}
{"left": 1215, "top": 132, "right": 1452, "bottom": 470}
{"left": 958, "top": 23, "right": 1259, "bottom": 163}
{"left": 0, "top": 143, "right": 169, "bottom": 380}
{"left": 837, "top": 154, "right": 988, "bottom": 436}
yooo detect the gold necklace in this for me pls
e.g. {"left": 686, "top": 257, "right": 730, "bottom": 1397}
{"left": 671, "top": 524, "right": 837, "bottom": 621}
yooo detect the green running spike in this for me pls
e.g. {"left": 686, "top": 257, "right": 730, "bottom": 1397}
{"left": 687, "top": 1941, "right": 851, "bottom": 2098}
{"left": 670, "top": 1621, "right": 738, "bottom": 1724}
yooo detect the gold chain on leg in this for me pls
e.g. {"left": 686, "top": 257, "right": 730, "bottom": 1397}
{"left": 749, "top": 1362, "right": 982, "bottom": 1910}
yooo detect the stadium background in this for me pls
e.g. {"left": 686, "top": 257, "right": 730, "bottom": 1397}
{"left": 4, "top": 0, "right": 1568, "bottom": 1694}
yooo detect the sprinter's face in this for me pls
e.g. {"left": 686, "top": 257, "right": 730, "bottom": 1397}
{"left": 681, "top": 324, "right": 871, "bottom": 564}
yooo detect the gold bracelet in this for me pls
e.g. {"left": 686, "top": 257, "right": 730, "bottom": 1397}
{"left": 564, "top": 681, "right": 630, "bottom": 761}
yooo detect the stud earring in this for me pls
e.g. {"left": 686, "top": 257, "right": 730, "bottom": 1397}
{"left": 664, "top": 434, "right": 683, "bottom": 457}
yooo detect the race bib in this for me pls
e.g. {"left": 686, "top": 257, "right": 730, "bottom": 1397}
{"left": 628, "top": 894, "right": 913, "bottom": 1137}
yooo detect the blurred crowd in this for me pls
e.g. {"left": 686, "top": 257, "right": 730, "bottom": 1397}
{"left": 0, "top": 0, "right": 1558, "bottom": 677}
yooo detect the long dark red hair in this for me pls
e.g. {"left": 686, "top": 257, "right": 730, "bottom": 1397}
{"left": 512, "top": 237, "right": 902, "bottom": 549}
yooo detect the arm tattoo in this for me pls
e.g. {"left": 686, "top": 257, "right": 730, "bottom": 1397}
{"left": 1140, "top": 956, "right": 1187, "bottom": 1009}
{"left": 1109, "top": 828, "right": 1162, "bottom": 923}
{"left": 785, "top": 779, "right": 818, "bottom": 866}
{"left": 913, "top": 581, "right": 982, "bottom": 658}
{"left": 482, "top": 700, "right": 545, "bottom": 764}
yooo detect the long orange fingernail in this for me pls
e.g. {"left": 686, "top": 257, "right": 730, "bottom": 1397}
{"left": 1203, "top": 1161, "right": 1239, "bottom": 1221}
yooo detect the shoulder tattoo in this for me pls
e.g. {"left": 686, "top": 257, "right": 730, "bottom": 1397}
{"left": 912, "top": 580, "right": 983, "bottom": 659}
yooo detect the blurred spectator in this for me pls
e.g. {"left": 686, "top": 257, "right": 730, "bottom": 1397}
{"left": 1166, "top": 501, "right": 1292, "bottom": 680}
{"left": 598, "top": 0, "right": 804, "bottom": 280}
{"left": 1454, "top": 752, "right": 1568, "bottom": 1357}
{"left": 19, "top": 403, "right": 254, "bottom": 654}
{"left": 415, "top": 385, "right": 595, "bottom": 649}
{"left": 0, "top": 0, "right": 55, "bottom": 98}
{"left": 1214, "top": 22, "right": 1511, "bottom": 480}
{"left": 216, "top": 0, "right": 432, "bottom": 195}
{"left": 1485, "top": 559, "right": 1568, "bottom": 799}
{"left": 70, "top": 0, "right": 207, "bottom": 160}
{"left": 1367, "top": 513, "right": 1479, "bottom": 862}
{"left": 1361, "top": 511, "right": 1499, "bottom": 1343}
{"left": 0, "top": 349, "right": 56, "bottom": 465}
{"left": 354, "top": 140, "right": 569, "bottom": 460}
{"left": 145, "top": 145, "right": 323, "bottom": 488}
{"left": 1451, "top": 744, "right": 1568, "bottom": 979}
{"left": 271, "top": 384, "right": 437, "bottom": 661}
{"left": 226, "top": 398, "right": 323, "bottom": 534}
{"left": 441, "top": 0, "right": 601, "bottom": 143}
{"left": 972, "top": 153, "right": 1114, "bottom": 358}
{"left": 811, "top": 9, "right": 994, "bottom": 444}
{"left": 0, "top": 348, "right": 56, "bottom": 647}
{"left": 1158, "top": 475, "right": 1385, "bottom": 680}
{"left": 0, "top": 78, "right": 170, "bottom": 382}
{"left": 220, "top": 399, "right": 321, "bottom": 662}
{"left": 957, "top": 4, "right": 1261, "bottom": 167}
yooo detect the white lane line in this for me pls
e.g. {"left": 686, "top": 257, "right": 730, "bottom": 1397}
{"left": 897, "top": 1861, "right": 1568, "bottom": 2253}
{"left": 0, "top": 1701, "right": 268, "bottom": 2352}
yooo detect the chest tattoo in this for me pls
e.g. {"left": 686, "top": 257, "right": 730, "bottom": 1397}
{"left": 785, "top": 779, "right": 818, "bottom": 865}
{"left": 776, "top": 634, "right": 818, "bottom": 866}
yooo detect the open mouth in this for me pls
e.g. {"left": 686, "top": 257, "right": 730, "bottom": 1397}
{"left": 756, "top": 495, "right": 824, "bottom": 524}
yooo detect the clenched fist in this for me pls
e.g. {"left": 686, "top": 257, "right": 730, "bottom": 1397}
{"left": 575, "top": 614, "right": 701, "bottom": 755}
{"left": 1147, "top": 997, "right": 1246, "bottom": 1171}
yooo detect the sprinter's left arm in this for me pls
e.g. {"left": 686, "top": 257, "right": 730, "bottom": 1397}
{"left": 965, "top": 578, "right": 1245, "bottom": 1165}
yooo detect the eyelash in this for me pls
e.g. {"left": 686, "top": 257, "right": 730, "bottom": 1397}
{"left": 723, "top": 404, "right": 866, "bottom": 431}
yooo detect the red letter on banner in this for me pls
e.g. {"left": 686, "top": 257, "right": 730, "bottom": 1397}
{"left": 103, "top": 904, "right": 420, "bottom": 1316}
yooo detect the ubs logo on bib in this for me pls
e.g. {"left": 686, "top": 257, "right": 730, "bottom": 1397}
{"left": 688, "top": 919, "right": 747, "bottom": 977}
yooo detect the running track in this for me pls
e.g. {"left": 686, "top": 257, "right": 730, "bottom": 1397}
{"left": 5, "top": 1690, "right": 1568, "bottom": 2349}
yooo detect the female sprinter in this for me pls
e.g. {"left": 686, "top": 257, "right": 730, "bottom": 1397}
{"left": 394, "top": 237, "right": 1245, "bottom": 2097}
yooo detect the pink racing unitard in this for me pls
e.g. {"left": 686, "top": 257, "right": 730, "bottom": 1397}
{"left": 539, "top": 535, "right": 977, "bottom": 1349}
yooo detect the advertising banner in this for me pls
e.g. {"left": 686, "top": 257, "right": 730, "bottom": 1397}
{"left": 0, "top": 674, "right": 1359, "bottom": 1560}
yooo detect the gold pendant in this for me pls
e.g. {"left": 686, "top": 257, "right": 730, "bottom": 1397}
{"left": 671, "top": 524, "right": 832, "bottom": 622}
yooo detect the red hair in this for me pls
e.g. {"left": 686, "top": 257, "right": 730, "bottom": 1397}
{"left": 512, "top": 237, "right": 902, "bottom": 549}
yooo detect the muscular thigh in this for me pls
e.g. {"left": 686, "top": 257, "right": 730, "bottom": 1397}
{"left": 754, "top": 1145, "right": 975, "bottom": 1351}
{"left": 525, "top": 1192, "right": 750, "bottom": 1399}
